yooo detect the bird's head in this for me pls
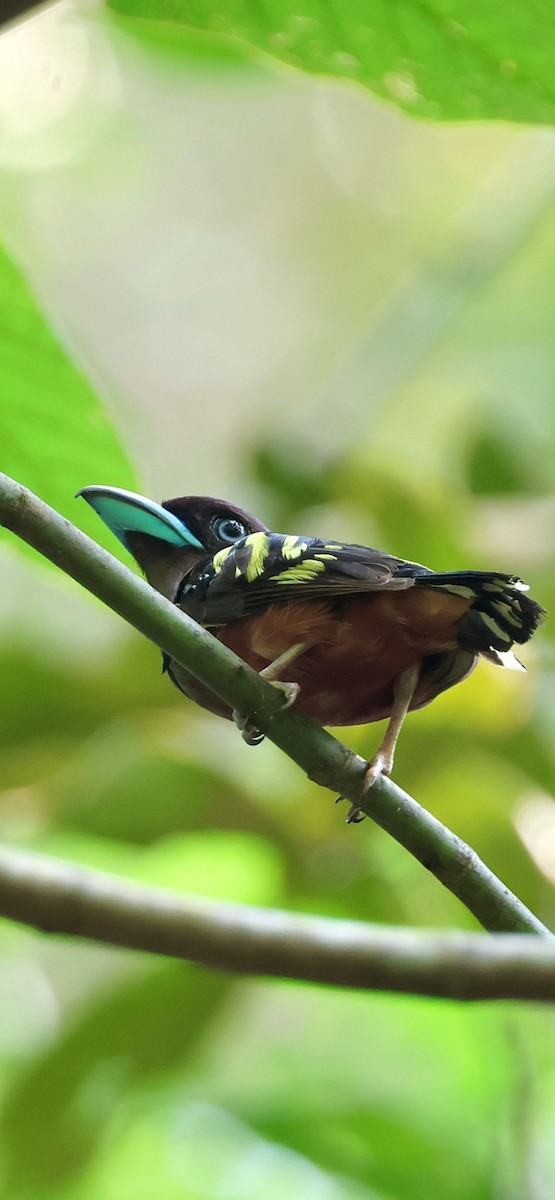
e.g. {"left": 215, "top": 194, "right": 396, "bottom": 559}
{"left": 78, "top": 486, "right": 267, "bottom": 598}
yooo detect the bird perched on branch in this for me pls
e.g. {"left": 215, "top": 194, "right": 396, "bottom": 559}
{"left": 79, "top": 487, "right": 545, "bottom": 814}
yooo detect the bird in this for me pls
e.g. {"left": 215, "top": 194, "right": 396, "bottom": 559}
{"left": 79, "top": 486, "right": 545, "bottom": 817}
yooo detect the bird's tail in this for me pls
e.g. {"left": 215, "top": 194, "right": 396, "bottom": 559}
{"left": 414, "top": 570, "right": 546, "bottom": 668}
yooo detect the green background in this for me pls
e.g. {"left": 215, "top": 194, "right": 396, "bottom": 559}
{"left": 1, "top": 1, "right": 555, "bottom": 1195}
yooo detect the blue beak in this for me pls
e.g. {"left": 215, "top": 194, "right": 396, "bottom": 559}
{"left": 77, "top": 486, "right": 204, "bottom": 551}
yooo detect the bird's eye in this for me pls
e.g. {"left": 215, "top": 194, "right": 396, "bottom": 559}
{"left": 212, "top": 516, "right": 247, "bottom": 543}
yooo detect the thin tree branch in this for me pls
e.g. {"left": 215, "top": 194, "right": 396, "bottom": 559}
{"left": 0, "top": 472, "right": 550, "bottom": 937}
{"left": 0, "top": 842, "right": 555, "bottom": 1000}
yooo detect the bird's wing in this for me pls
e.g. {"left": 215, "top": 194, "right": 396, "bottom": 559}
{"left": 177, "top": 531, "right": 425, "bottom": 624}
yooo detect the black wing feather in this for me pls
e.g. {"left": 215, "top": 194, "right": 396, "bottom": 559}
{"left": 175, "top": 532, "right": 544, "bottom": 661}
{"left": 177, "top": 533, "right": 421, "bottom": 624}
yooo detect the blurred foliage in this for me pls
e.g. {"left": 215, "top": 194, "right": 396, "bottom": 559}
{"left": 0, "top": 246, "right": 137, "bottom": 560}
{"left": 1, "top": 426, "right": 555, "bottom": 1197}
{"left": 108, "top": 0, "right": 555, "bottom": 125}
{"left": 2, "top": 3, "right": 555, "bottom": 1199}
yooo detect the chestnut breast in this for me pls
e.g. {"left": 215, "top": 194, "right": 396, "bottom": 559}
{"left": 213, "top": 588, "right": 472, "bottom": 726}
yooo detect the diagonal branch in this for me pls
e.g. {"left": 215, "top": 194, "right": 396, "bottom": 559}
{"left": 0, "top": 471, "right": 550, "bottom": 937}
{"left": 1, "top": 841, "right": 555, "bottom": 1000}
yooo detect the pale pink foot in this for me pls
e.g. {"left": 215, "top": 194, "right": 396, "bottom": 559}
{"left": 233, "top": 680, "right": 300, "bottom": 745}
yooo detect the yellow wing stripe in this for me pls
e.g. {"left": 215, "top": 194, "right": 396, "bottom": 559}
{"left": 244, "top": 532, "right": 271, "bottom": 582}
{"left": 273, "top": 560, "right": 327, "bottom": 584}
{"left": 213, "top": 545, "right": 233, "bottom": 573}
{"left": 281, "top": 536, "right": 308, "bottom": 560}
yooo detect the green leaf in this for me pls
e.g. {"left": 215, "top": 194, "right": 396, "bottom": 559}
{"left": 0, "top": 244, "right": 137, "bottom": 559}
{"left": 107, "top": 0, "right": 555, "bottom": 124}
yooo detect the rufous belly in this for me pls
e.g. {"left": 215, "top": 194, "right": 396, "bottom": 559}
{"left": 209, "top": 590, "right": 472, "bottom": 726}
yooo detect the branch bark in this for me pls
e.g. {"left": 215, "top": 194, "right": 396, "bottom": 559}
{"left": 0, "top": 842, "right": 554, "bottom": 1000}
{"left": 0, "top": 472, "right": 550, "bottom": 939}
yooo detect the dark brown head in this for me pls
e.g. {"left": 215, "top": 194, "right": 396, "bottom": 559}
{"left": 78, "top": 487, "right": 267, "bottom": 599}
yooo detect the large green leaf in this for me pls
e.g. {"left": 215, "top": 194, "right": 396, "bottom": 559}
{"left": 107, "top": 0, "right": 555, "bottom": 124}
{"left": 0, "top": 244, "right": 137, "bottom": 558}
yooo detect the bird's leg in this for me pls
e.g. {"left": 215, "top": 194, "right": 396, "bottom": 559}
{"left": 346, "top": 661, "right": 421, "bottom": 823}
{"left": 364, "top": 661, "right": 421, "bottom": 786}
{"left": 233, "top": 642, "right": 307, "bottom": 745}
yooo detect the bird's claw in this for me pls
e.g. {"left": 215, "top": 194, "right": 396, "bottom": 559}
{"left": 363, "top": 752, "right": 392, "bottom": 791}
{"left": 334, "top": 795, "right": 366, "bottom": 823}
{"left": 346, "top": 803, "right": 366, "bottom": 824}
{"left": 232, "top": 710, "right": 266, "bottom": 745}
{"left": 337, "top": 752, "right": 392, "bottom": 824}
{"left": 272, "top": 680, "right": 300, "bottom": 710}
{"left": 233, "top": 680, "right": 300, "bottom": 745}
